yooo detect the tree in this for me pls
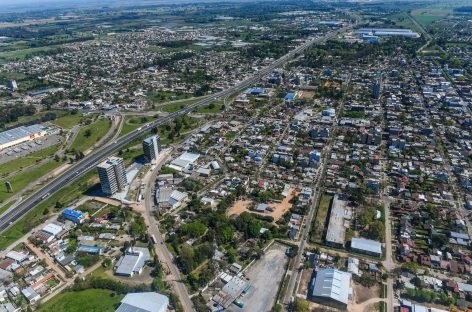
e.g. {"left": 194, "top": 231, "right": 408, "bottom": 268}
{"left": 291, "top": 298, "right": 310, "bottom": 312}
{"left": 84, "top": 129, "right": 92, "bottom": 137}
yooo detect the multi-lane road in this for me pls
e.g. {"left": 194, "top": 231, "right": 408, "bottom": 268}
{"left": 0, "top": 26, "right": 349, "bottom": 235}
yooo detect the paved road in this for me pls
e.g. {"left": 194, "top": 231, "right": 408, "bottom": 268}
{"left": 282, "top": 93, "right": 347, "bottom": 306}
{"left": 141, "top": 149, "right": 196, "bottom": 312}
{"left": 0, "top": 27, "right": 345, "bottom": 235}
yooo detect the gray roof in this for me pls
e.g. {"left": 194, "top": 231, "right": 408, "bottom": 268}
{"left": 0, "top": 124, "right": 45, "bottom": 146}
{"left": 351, "top": 237, "right": 382, "bottom": 254}
{"left": 116, "top": 292, "right": 169, "bottom": 312}
{"left": 311, "top": 268, "right": 352, "bottom": 305}
{"left": 458, "top": 282, "right": 472, "bottom": 293}
{"left": 115, "top": 247, "right": 150, "bottom": 276}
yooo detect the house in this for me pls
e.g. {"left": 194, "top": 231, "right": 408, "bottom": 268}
{"left": 115, "top": 292, "right": 169, "bottom": 312}
{"left": 21, "top": 287, "right": 40, "bottom": 303}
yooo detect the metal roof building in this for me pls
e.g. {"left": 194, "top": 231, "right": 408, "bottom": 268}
{"left": 350, "top": 237, "right": 382, "bottom": 257}
{"left": 115, "top": 292, "right": 169, "bottom": 312}
{"left": 115, "top": 247, "right": 151, "bottom": 277}
{"left": 310, "top": 268, "right": 352, "bottom": 309}
{"left": 0, "top": 124, "right": 47, "bottom": 150}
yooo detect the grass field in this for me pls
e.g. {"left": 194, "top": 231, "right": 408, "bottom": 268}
{"left": 54, "top": 113, "right": 86, "bottom": 129}
{"left": 310, "top": 194, "right": 333, "bottom": 244}
{"left": 37, "top": 289, "right": 123, "bottom": 312}
{"left": 411, "top": 8, "right": 451, "bottom": 26}
{"left": 0, "top": 45, "right": 61, "bottom": 64}
{"left": 195, "top": 100, "right": 225, "bottom": 113}
{"left": 70, "top": 118, "right": 111, "bottom": 152}
{"left": 0, "top": 159, "right": 64, "bottom": 203}
{"left": 119, "top": 116, "right": 150, "bottom": 137}
{"left": 385, "top": 12, "right": 420, "bottom": 32}
{"left": 0, "top": 144, "right": 61, "bottom": 177}
{"left": 159, "top": 96, "right": 207, "bottom": 113}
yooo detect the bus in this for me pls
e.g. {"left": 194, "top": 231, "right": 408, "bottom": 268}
{"left": 150, "top": 235, "right": 157, "bottom": 244}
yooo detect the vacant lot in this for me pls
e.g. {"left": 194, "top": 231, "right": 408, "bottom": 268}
{"left": 37, "top": 289, "right": 123, "bottom": 312}
{"left": 70, "top": 118, "right": 111, "bottom": 152}
{"left": 0, "top": 159, "right": 63, "bottom": 203}
{"left": 310, "top": 194, "right": 333, "bottom": 243}
{"left": 411, "top": 8, "right": 450, "bottom": 26}
{"left": 227, "top": 189, "right": 297, "bottom": 223}
{"left": 54, "top": 113, "right": 85, "bottom": 129}
{"left": 230, "top": 243, "right": 288, "bottom": 312}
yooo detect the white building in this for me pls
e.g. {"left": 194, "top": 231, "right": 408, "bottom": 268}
{"left": 115, "top": 292, "right": 169, "bottom": 312}
{"left": 97, "top": 157, "right": 128, "bottom": 196}
{"left": 0, "top": 125, "right": 47, "bottom": 151}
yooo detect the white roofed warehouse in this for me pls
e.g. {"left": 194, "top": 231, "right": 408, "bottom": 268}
{"left": 115, "top": 292, "right": 169, "bottom": 312}
{"left": 309, "top": 268, "right": 352, "bottom": 310}
{"left": 0, "top": 124, "right": 47, "bottom": 151}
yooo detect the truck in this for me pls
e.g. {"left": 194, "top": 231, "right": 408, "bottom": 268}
{"left": 233, "top": 300, "right": 244, "bottom": 308}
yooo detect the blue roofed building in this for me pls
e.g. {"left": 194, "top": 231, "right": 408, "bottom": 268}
{"left": 62, "top": 209, "right": 86, "bottom": 224}
{"left": 309, "top": 268, "right": 352, "bottom": 310}
{"left": 284, "top": 92, "right": 297, "bottom": 105}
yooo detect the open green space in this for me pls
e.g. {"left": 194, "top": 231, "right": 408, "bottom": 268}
{"left": 0, "top": 170, "right": 96, "bottom": 250}
{"left": 0, "top": 45, "right": 62, "bottom": 64}
{"left": 411, "top": 8, "right": 451, "bottom": 26}
{"left": 309, "top": 194, "right": 333, "bottom": 244}
{"left": 37, "top": 289, "right": 123, "bottom": 312}
{"left": 195, "top": 100, "right": 225, "bottom": 114}
{"left": 54, "top": 113, "right": 87, "bottom": 129}
{"left": 0, "top": 159, "right": 64, "bottom": 203}
{"left": 70, "top": 118, "right": 111, "bottom": 152}
{"left": 147, "top": 90, "right": 192, "bottom": 103}
{"left": 0, "top": 144, "right": 61, "bottom": 177}
{"left": 119, "top": 116, "right": 151, "bottom": 137}
{"left": 159, "top": 96, "right": 207, "bottom": 113}
{"left": 385, "top": 12, "right": 420, "bottom": 32}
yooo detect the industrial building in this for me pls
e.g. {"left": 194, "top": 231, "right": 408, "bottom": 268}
{"left": 211, "top": 275, "right": 247, "bottom": 309}
{"left": 115, "top": 247, "right": 151, "bottom": 277}
{"left": 325, "top": 195, "right": 352, "bottom": 248}
{"left": 310, "top": 268, "right": 352, "bottom": 310}
{"left": 0, "top": 124, "right": 47, "bottom": 151}
{"left": 350, "top": 237, "right": 382, "bottom": 257}
{"left": 169, "top": 152, "right": 200, "bottom": 172}
{"left": 143, "top": 135, "right": 161, "bottom": 162}
{"left": 97, "top": 156, "right": 128, "bottom": 196}
{"left": 61, "top": 209, "right": 86, "bottom": 224}
{"left": 116, "top": 292, "right": 169, "bottom": 312}
{"left": 355, "top": 28, "right": 420, "bottom": 38}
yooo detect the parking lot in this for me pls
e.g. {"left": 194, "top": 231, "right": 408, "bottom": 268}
{"left": 230, "top": 243, "right": 288, "bottom": 312}
{"left": 0, "top": 134, "right": 62, "bottom": 165}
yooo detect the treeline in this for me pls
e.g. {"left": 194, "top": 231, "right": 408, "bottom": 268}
{"left": 0, "top": 104, "right": 36, "bottom": 128}
{"left": 72, "top": 276, "right": 150, "bottom": 294}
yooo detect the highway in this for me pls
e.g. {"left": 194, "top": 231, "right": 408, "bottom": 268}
{"left": 0, "top": 27, "right": 346, "bottom": 236}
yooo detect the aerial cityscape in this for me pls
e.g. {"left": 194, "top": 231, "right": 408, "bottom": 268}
{"left": 0, "top": 0, "right": 471, "bottom": 311}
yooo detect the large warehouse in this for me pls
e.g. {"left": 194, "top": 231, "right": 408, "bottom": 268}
{"left": 0, "top": 124, "right": 47, "bottom": 150}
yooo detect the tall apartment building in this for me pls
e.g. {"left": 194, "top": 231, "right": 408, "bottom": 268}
{"left": 97, "top": 156, "right": 127, "bottom": 196}
{"left": 143, "top": 135, "right": 161, "bottom": 162}
{"left": 372, "top": 81, "right": 381, "bottom": 99}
